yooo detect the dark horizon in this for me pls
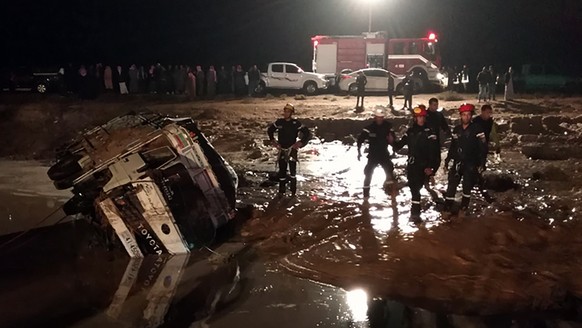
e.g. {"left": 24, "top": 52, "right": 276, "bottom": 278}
{"left": 2, "top": 0, "right": 581, "bottom": 73}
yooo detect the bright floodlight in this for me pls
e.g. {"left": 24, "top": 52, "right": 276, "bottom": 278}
{"left": 428, "top": 32, "right": 437, "bottom": 40}
{"left": 346, "top": 288, "right": 368, "bottom": 322}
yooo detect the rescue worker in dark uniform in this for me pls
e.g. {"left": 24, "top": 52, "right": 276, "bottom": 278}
{"left": 394, "top": 106, "right": 439, "bottom": 222}
{"left": 443, "top": 103, "right": 488, "bottom": 214}
{"left": 402, "top": 73, "right": 414, "bottom": 110}
{"left": 426, "top": 98, "right": 451, "bottom": 173}
{"left": 387, "top": 73, "right": 395, "bottom": 108}
{"left": 355, "top": 71, "right": 367, "bottom": 112}
{"left": 267, "top": 103, "right": 311, "bottom": 197}
{"left": 357, "top": 109, "right": 396, "bottom": 199}
{"left": 472, "top": 104, "right": 501, "bottom": 203}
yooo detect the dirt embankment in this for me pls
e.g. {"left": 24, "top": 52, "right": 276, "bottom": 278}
{"left": 3, "top": 92, "right": 582, "bottom": 161}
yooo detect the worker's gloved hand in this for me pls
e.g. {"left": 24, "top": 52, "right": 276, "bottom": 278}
{"left": 272, "top": 140, "right": 281, "bottom": 149}
{"left": 387, "top": 133, "right": 394, "bottom": 144}
{"left": 424, "top": 168, "right": 434, "bottom": 176}
{"left": 357, "top": 152, "right": 362, "bottom": 161}
{"left": 478, "top": 165, "right": 486, "bottom": 174}
{"left": 292, "top": 141, "right": 302, "bottom": 150}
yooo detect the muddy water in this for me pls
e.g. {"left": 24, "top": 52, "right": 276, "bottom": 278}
{"left": 3, "top": 129, "right": 582, "bottom": 326}
{"left": 0, "top": 161, "right": 71, "bottom": 235}
{"left": 237, "top": 137, "right": 582, "bottom": 318}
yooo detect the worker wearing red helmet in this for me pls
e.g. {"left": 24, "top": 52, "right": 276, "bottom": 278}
{"left": 394, "top": 105, "right": 440, "bottom": 222}
{"left": 443, "top": 103, "right": 488, "bottom": 216}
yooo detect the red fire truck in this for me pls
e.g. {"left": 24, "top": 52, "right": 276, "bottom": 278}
{"left": 311, "top": 31, "right": 446, "bottom": 91}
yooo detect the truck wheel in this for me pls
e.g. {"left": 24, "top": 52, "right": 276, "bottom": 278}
{"left": 53, "top": 178, "right": 75, "bottom": 190}
{"left": 303, "top": 81, "right": 318, "bottom": 95}
{"left": 48, "top": 154, "right": 83, "bottom": 181}
{"left": 36, "top": 83, "right": 47, "bottom": 94}
{"left": 411, "top": 68, "right": 429, "bottom": 93}
{"left": 395, "top": 84, "right": 403, "bottom": 95}
{"left": 348, "top": 83, "right": 358, "bottom": 95}
{"left": 255, "top": 82, "right": 266, "bottom": 95}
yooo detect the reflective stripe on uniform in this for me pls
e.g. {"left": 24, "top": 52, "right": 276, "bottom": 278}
{"left": 279, "top": 177, "right": 287, "bottom": 181}
{"left": 411, "top": 201, "right": 421, "bottom": 205}
{"left": 446, "top": 197, "right": 456, "bottom": 201}
{"left": 428, "top": 135, "right": 437, "bottom": 139}
{"left": 289, "top": 175, "right": 296, "bottom": 179}
{"left": 363, "top": 186, "right": 370, "bottom": 189}
{"left": 362, "top": 128, "right": 370, "bottom": 133}
{"left": 462, "top": 193, "right": 471, "bottom": 198}
{"left": 476, "top": 132, "right": 486, "bottom": 139}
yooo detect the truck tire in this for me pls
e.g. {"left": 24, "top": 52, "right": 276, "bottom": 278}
{"left": 395, "top": 83, "right": 403, "bottom": 95}
{"left": 53, "top": 178, "right": 75, "bottom": 190}
{"left": 255, "top": 81, "right": 266, "bottom": 95}
{"left": 36, "top": 83, "right": 47, "bottom": 94}
{"left": 48, "top": 154, "right": 83, "bottom": 181}
{"left": 303, "top": 81, "right": 318, "bottom": 95}
{"left": 411, "top": 68, "right": 429, "bottom": 93}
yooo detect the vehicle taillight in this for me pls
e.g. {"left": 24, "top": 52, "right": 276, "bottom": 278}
{"left": 341, "top": 75, "right": 351, "bottom": 79}
{"left": 428, "top": 32, "right": 436, "bottom": 40}
{"left": 313, "top": 40, "right": 319, "bottom": 47}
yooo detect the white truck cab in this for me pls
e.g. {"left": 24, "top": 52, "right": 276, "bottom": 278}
{"left": 257, "top": 62, "right": 329, "bottom": 95}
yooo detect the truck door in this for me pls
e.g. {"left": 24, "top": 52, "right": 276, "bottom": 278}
{"left": 366, "top": 42, "right": 385, "bottom": 69}
{"left": 268, "top": 64, "right": 285, "bottom": 89}
{"left": 315, "top": 43, "right": 338, "bottom": 74}
{"left": 285, "top": 64, "right": 303, "bottom": 89}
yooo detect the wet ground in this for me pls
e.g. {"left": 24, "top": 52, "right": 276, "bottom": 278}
{"left": 3, "top": 93, "right": 582, "bottom": 327}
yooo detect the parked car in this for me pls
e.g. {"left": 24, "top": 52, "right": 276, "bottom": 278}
{"left": 338, "top": 68, "right": 405, "bottom": 94}
{"left": 255, "top": 62, "right": 329, "bottom": 95}
{"left": 47, "top": 113, "right": 238, "bottom": 257}
{"left": 0, "top": 67, "right": 63, "bottom": 93}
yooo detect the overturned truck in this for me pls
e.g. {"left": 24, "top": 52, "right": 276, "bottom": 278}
{"left": 47, "top": 113, "right": 238, "bottom": 257}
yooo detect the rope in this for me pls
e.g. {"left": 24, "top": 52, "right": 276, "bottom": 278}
{"left": 0, "top": 204, "right": 65, "bottom": 250}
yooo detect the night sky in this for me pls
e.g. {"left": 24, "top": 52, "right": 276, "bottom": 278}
{"left": 2, "top": 0, "right": 581, "bottom": 72}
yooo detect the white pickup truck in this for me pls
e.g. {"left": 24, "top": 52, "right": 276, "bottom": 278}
{"left": 256, "top": 62, "right": 329, "bottom": 95}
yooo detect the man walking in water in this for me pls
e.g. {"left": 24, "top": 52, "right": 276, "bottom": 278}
{"left": 267, "top": 104, "right": 311, "bottom": 197}
{"left": 357, "top": 108, "right": 396, "bottom": 199}
{"left": 443, "top": 103, "right": 488, "bottom": 216}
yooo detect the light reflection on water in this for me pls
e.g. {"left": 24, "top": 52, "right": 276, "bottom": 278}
{"left": 298, "top": 140, "right": 445, "bottom": 237}
{"left": 345, "top": 288, "right": 369, "bottom": 323}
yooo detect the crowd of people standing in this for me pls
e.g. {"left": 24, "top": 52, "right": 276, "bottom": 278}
{"left": 65, "top": 63, "right": 262, "bottom": 99}
{"left": 444, "top": 65, "right": 515, "bottom": 101}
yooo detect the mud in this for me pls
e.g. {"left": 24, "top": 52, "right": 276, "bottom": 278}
{"left": 3, "top": 93, "right": 582, "bottom": 325}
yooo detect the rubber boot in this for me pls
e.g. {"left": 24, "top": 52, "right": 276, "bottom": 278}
{"left": 460, "top": 196, "right": 470, "bottom": 210}
{"left": 410, "top": 203, "right": 422, "bottom": 224}
{"left": 444, "top": 199, "right": 454, "bottom": 212}
{"left": 289, "top": 178, "right": 297, "bottom": 197}
{"left": 363, "top": 187, "right": 370, "bottom": 199}
{"left": 278, "top": 180, "right": 286, "bottom": 196}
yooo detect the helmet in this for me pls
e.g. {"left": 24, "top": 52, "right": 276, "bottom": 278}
{"left": 459, "top": 103, "right": 475, "bottom": 113}
{"left": 413, "top": 106, "right": 427, "bottom": 117}
{"left": 283, "top": 103, "right": 295, "bottom": 113}
{"left": 373, "top": 108, "right": 386, "bottom": 117}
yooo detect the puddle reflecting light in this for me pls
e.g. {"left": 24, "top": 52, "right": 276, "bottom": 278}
{"left": 346, "top": 288, "right": 368, "bottom": 322}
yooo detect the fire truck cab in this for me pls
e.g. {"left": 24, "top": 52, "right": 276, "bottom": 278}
{"left": 312, "top": 31, "right": 446, "bottom": 91}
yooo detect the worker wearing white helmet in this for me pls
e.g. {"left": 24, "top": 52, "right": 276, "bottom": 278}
{"left": 356, "top": 108, "right": 396, "bottom": 199}
{"left": 267, "top": 103, "right": 311, "bottom": 197}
